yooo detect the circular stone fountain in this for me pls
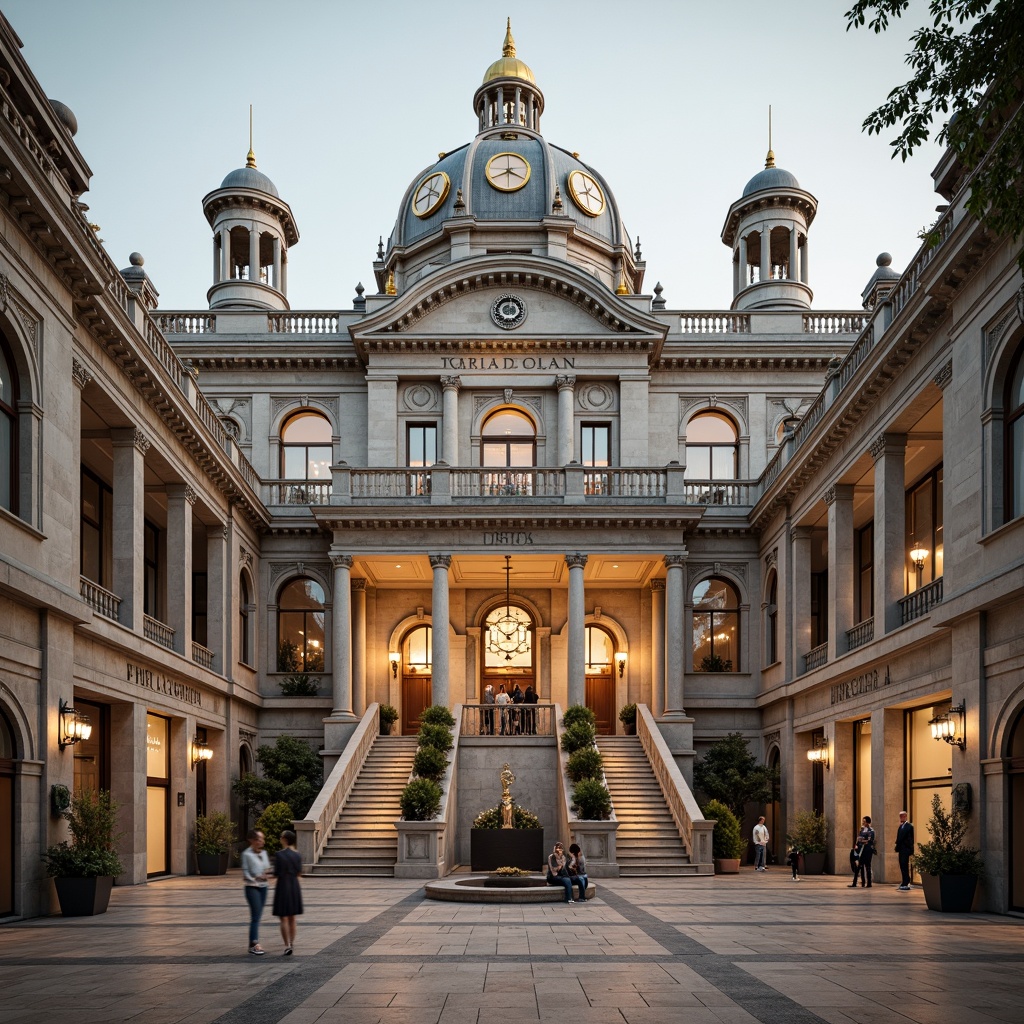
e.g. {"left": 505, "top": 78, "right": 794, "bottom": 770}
{"left": 424, "top": 874, "right": 596, "bottom": 903}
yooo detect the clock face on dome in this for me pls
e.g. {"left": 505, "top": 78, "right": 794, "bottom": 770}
{"left": 485, "top": 152, "right": 531, "bottom": 192}
{"left": 567, "top": 169, "right": 605, "bottom": 217}
{"left": 412, "top": 171, "right": 450, "bottom": 218}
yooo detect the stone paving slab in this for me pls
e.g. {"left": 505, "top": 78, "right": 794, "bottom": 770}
{"left": 1, "top": 869, "right": 1023, "bottom": 1024}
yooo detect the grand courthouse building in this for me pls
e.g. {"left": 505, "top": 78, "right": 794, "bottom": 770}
{"left": 2, "top": 13, "right": 1023, "bottom": 917}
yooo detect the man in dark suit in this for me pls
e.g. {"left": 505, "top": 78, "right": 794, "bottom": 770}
{"left": 894, "top": 810, "right": 914, "bottom": 890}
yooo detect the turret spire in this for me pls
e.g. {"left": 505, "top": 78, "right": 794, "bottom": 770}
{"left": 503, "top": 17, "right": 516, "bottom": 57}
{"left": 246, "top": 104, "right": 257, "bottom": 168}
{"left": 765, "top": 105, "right": 775, "bottom": 169}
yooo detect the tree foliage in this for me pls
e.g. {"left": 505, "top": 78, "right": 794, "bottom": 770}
{"left": 692, "top": 732, "right": 778, "bottom": 819}
{"left": 916, "top": 793, "right": 984, "bottom": 875}
{"left": 846, "top": 0, "right": 1024, "bottom": 268}
{"left": 232, "top": 734, "right": 323, "bottom": 820}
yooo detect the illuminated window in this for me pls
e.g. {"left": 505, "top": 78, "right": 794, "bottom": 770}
{"left": 686, "top": 412, "right": 737, "bottom": 480}
{"left": 277, "top": 578, "right": 325, "bottom": 672}
{"left": 692, "top": 577, "right": 739, "bottom": 671}
{"left": 280, "top": 411, "right": 332, "bottom": 481}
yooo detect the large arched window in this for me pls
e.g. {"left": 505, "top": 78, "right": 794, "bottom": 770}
{"left": 692, "top": 577, "right": 739, "bottom": 671}
{"left": 484, "top": 602, "right": 533, "bottom": 668}
{"left": 1006, "top": 342, "right": 1024, "bottom": 521}
{"left": 280, "top": 411, "right": 332, "bottom": 481}
{"left": 276, "top": 578, "right": 325, "bottom": 672}
{"left": 685, "top": 412, "right": 737, "bottom": 480}
{"left": 765, "top": 571, "right": 778, "bottom": 666}
{"left": 482, "top": 409, "right": 536, "bottom": 495}
{"left": 403, "top": 625, "right": 432, "bottom": 670}
{"left": 0, "top": 334, "right": 18, "bottom": 513}
{"left": 239, "top": 572, "right": 254, "bottom": 667}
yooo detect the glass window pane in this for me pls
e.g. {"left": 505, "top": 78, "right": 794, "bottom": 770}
{"left": 686, "top": 447, "right": 710, "bottom": 478}
{"left": 277, "top": 612, "right": 305, "bottom": 670}
{"left": 508, "top": 443, "right": 533, "bottom": 466}
{"left": 713, "top": 611, "right": 738, "bottom": 666}
{"left": 692, "top": 612, "right": 712, "bottom": 664}
{"left": 282, "top": 412, "right": 332, "bottom": 443}
{"left": 693, "top": 578, "right": 735, "bottom": 609}
{"left": 688, "top": 413, "right": 736, "bottom": 443}
{"left": 711, "top": 446, "right": 737, "bottom": 479}
{"left": 1014, "top": 418, "right": 1024, "bottom": 518}
{"left": 482, "top": 443, "right": 507, "bottom": 467}
{"left": 146, "top": 714, "right": 169, "bottom": 779}
{"left": 81, "top": 521, "right": 100, "bottom": 581}
{"left": 0, "top": 346, "right": 12, "bottom": 404}
{"left": 283, "top": 448, "right": 307, "bottom": 479}
{"left": 307, "top": 447, "right": 332, "bottom": 479}
{"left": 405, "top": 626, "right": 432, "bottom": 666}
{"left": 585, "top": 626, "right": 612, "bottom": 668}
{"left": 281, "top": 579, "right": 324, "bottom": 609}
{"left": 483, "top": 410, "right": 534, "bottom": 437}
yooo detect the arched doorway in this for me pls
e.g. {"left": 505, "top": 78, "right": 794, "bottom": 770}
{"left": 401, "top": 625, "right": 433, "bottom": 734}
{"left": 584, "top": 625, "right": 615, "bottom": 735}
{"left": 1009, "top": 708, "right": 1024, "bottom": 911}
{"left": 482, "top": 600, "right": 534, "bottom": 727}
{"left": 0, "top": 710, "right": 15, "bottom": 916}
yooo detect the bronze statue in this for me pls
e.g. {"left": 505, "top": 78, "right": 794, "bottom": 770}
{"left": 500, "top": 762, "right": 516, "bottom": 828}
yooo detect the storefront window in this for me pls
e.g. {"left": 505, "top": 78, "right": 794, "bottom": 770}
{"left": 906, "top": 704, "right": 952, "bottom": 882}
{"left": 146, "top": 713, "right": 170, "bottom": 877}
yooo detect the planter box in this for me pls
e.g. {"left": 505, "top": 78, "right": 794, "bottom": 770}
{"left": 470, "top": 828, "right": 544, "bottom": 872}
{"left": 714, "top": 858, "right": 740, "bottom": 874}
{"left": 800, "top": 852, "right": 826, "bottom": 875}
{"left": 196, "top": 852, "right": 229, "bottom": 876}
{"left": 920, "top": 872, "right": 978, "bottom": 913}
{"left": 53, "top": 875, "right": 114, "bottom": 917}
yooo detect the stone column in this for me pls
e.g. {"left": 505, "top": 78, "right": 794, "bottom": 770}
{"left": 430, "top": 555, "right": 452, "bottom": 708}
{"left": 440, "top": 375, "right": 461, "bottom": 465}
{"left": 759, "top": 226, "right": 770, "bottom": 282}
{"left": 565, "top": 553, "right": 588, "bottom": 707}
{"left": 165, "top": 484, "right": 196, "bottom": 656}
{"left": 272, "top": 236, "right": 282, "bottom": 290}
{"left": 789, "top": 227, "right": 798, "bottom": 280}
{"left": 738, "top": 236, "right": 748, "bottom": 290}
{"left": 111, "top": 428, "right": 148, "bottom": 631}
{"left": 650, "top": 578, "right": 666, "bottom": 718}
{"left": 219, "top": 226, "right": 230, "bottom": 281}
{"left": 800, "top": 236, "right": 809, "bottom": 284}
{"left": 330, "top": 554, "right": 355, "bottom": 718}
{"left": 206, "top": 523, "right": 227, "bottom": 672}
{"left": 791, "top": 526, "right": 812, "bottom": 673}
{"left": 281, "top": 250, "right": 288, "bottom": 295}
{"left": 871, "top": 433, "right": 907, "bottom": 635}
{"left": 663, "top": 552, "right": 687, "bottom": 717}
{"left": 70, "top": 360, "right": 92, "bottom": 590}
{"left": 826, "top": 483, "right": 855, "bottom": 658}
{"left": 352, "top": 578, "right": 367, "bottom": 716}
{"left": 248, "top": 225, "right": 259, "bottom": 282}
{"left": 555, "top": 375, "right": 576, "bottom": 466}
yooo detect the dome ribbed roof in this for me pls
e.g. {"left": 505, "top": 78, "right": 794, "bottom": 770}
{"left": 220, "top": 164, "right": 279, "bottom": 198}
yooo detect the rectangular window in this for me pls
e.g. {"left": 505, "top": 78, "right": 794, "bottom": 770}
{"left": 80, "top": 468, "right": 113, "bottom": 588}
{"left": 810, "top": 570, "right": 828, "bottom": 648}
{"left": 855, "top": 522, "right": 874, "bottom": 623}
{"left": 192, "top": 572, "right": 208, "bottom": 648}
{"left": 582, "top": 423, "right": 611, "bottom": 495}
{"left": 144, "top": 521, "right": 160, "bottom": 618}
{"left": 407, "top": 424, "right": 437, "bottom": 496}
{"left": 905, "top": 465, "right": 944, "bottom": 592}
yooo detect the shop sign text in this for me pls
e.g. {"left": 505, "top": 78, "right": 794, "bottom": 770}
{"left": 126, "top": 663, "right": 203, "bottom": 707}
{"left": 440, "top": 356, "right": 574, "bottom": 371}
{"left": 830, "top": 667, "right": 891, "bottom": 706}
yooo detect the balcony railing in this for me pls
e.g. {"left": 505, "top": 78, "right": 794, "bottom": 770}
{"left": 144, "top": 615, "right": 175, "bottom": 650}
{"left": 846, "top": 618, "right": 874, "bottom": 652}
{"left": 804, "top": 642, "right": 828, "bottom": 672}
{"left": 461, "top": 703, "right": 554, "bottom": 737}
{"left": 80, "top": 576, "right": 121, "bottom": 621}
{"left": 264, "top": 479, "right": 333, "bottom": 506}
{"left": 898, "top": 577, "right": 944, "bottom": 625}
{"left": 192, "top": 642, "right": 215, "bottom": 670}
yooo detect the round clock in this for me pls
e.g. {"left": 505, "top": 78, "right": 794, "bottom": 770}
{"left": 485, "top": 152, "right": 531, "bottom": 192}
{"left": 567, "top": 169, "right": 605, "bottom": 217}
{"left": 412, "top": 171, "right": 450, "bottom": 219}
{"left": 490, "top": 293, "right": 528, "bottom": 330}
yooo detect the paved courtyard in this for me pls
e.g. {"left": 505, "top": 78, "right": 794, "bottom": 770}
{"left": 1, "top": 869, "right": 1022, "bottom": 1024}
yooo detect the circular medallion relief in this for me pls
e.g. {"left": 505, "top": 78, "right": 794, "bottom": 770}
{"left": 403, "top": 384, "right": 439, "bottom": 411}
{"left": 580, "top": 383, "right": 613, "bottom": 411}
{"left": 490, "top": 294, "right": 528, "bottom": 330}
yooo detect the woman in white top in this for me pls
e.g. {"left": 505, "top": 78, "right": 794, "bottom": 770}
{"left": 241, "top": 829, "right": 270, "bottom": 955}
{"left": 495, "top": 684, "right": 511, "bottom": 735}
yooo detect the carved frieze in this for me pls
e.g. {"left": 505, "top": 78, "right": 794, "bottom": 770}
{"left": 933, "top": 360, "right": 953, "bottom": 390}
{"left": 72, "top": 357, "right": 92, "bottom": 390}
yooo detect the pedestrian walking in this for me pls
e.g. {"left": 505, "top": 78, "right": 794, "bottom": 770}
{"left": 241, "top": 829, "right": 270, "bottom": 955}
{"left": 272, "top": 829, "right": 303, "bottom": 955}
{"left": 786, "top": 846, "right": 801, "bottom": 880}
{"left": 753, "top": 816, "right": 770, "bottom": 871}
{"left": 855, "top": 815, "right": 875, "bottom": 887}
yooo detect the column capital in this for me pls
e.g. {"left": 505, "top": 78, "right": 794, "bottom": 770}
{"left": 933, "top": 359, "right": 953, "bottom": 390}
{"left": 71, "top": 357, "right": 92, "bottom": 390}
{"left": 184, "top": 484, "right": 198, "bottom": 506}
{"left": 650, "top": 578, "right": 666, "bottom": 593}
{"left": 555, "top": 374, "right": 576, "bottom": 392}
{"left": 330, "top": 553, "right": 354, "bottom": 570}
{"left": 565, "top": 552, "right": 588, "bottom": 570}
{"left": 869, "top": 432, "right": 907, "bottom": 461}
{"left": 440, "top": 375, "right": 462, "bottom": 391}
{"left": 351, "top": 577, "right": 367, "bottom": 592}
{"left": 664, "top": 552, "right": 688, "bottom": 569}
{"left": 429, "top": 554, "right": 452, "bottom": 570}
{"left": 112, "top": 427, "right": 151, "bottom": 454}
{"left": 823, "top": 483, "right": 854, "bottom": 506}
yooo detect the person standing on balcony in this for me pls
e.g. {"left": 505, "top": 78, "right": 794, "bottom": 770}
{"left": 482, "top": 684, "right": 496, "bottom": 735}
{"left": 495, "top": 684, "right": 511, "bottom": 734}
{"left": 753, "top": 816, "right": 770, "bottom": 871}
{"left": 524, "top": 684, "right": 538, "bottom": 734}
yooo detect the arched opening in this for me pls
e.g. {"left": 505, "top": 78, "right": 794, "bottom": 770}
{"left": 1005, "top": 339, "right": 1024, "bottom": 522}
{"left": 0, "top": 332, "right": 18, "bottom": 514}
{"left": 765, "top": 571, "right": 778, "bottom": 666}
{"left": 276, "top": 578, "right": 325, "bottom": 672}
{"left": 239, "top": 571, "right": 254, "bottom": 667}
{"left": 0, "top": 709, "right": 15, "bottom": 916}
{"left": 280, "top": 411, "right": 332, "bottom": 503}
{"left": 692, "top": 577, "right": 740, "bottom": 672}
{"left": 401, "top": 625, "right": 433, "bottom": 734}
{"left": 483, "top": 600, "right": 534, "bottom": 729}
{"left": 482, "top": 409, "right": 536, "bottom": 495}
{"left": 1008, "top": 707, "right": 1024, "bottom": 911}
{"left": 685, "top": 412, "right": 738, "bottom": 481}
{"left": 584, "top": 625, "right": 616, "bottom": 735}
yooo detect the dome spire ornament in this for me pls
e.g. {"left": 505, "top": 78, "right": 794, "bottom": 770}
{"left": 503, "top": 16, "right": 516, "bottom": 58}
{"left": 246, "top": 104, "right": 257, "bottom": 168}
{"left": 765, "top": 104, "right": 775, "bottom": 169}
{"left": 616, "top": 268, "right": 629, "bottom": 295}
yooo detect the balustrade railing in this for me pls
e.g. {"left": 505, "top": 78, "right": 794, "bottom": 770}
{"left": 804, "top": 642, "right": 828, "bottom": 672}
{"left": 155, "top": 313, "right": 216, "bottom": 334}
{"left": 80, "top": 576, "right": 121, "bottom": 621}
{"left": 898, "top": 577, "right": 944, "bottom": 625}
{"left": 678, "top": 313, "right": 750, "bottom": 334}
{"left": 264, "top": 479, "right": 333, "bottom": 506}
{"left": 450, "top": 469, "right": 564, "bottom": 498}
{"left": 350, "top": 469, "right": 430, "bottom": 499}
{"left": 191, "top": 642, "right": 214, "bottom": 670}
{"left": 267, "top": 312, "right": 341, "bottom": 334}
{"left": 802, "top": 313, "right": 870, "bottom": 334}
{"left": 594, "top": 468, "right": 666, "bottom": 498}
{"left": 846, "top": 618, "right": 874, "bottom": 652}
{"left": 461, "top": 703, "right": 554, "bottom": 737}
{"left": 144, "top": 615, "right": 175, "bottom": 650}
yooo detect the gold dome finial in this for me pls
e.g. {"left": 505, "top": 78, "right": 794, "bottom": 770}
{"left": 764, "top": 104, "right": 774, "bottom": 168}
{"left": 616, "top": 269, "right": 629, "bottom": 296}
{"left": 385, "top": 269, "right": 397, "bottom": 296}
{"left": 246, "top": 104, "right": 257, "bottom": 168}
{"left": 503, "top": 17, "right": 516, "bottom": 58}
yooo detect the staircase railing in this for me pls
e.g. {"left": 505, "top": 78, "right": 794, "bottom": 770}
{"left": 636, "top": 704, "right": 714, "bottom": 871}
{"left": 294, "top": 703, "right": 380, "bottom": 867}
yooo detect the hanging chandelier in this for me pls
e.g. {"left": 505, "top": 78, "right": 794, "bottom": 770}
{"left": 487, "top": 555, "right": 530, "bottom": 660}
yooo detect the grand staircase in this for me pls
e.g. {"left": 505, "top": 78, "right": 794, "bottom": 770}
{"left": 306, "top": 735, "right": 418, "bottom": 876}
{"left": 597, "top": 735, "right": 698, "bottom": 875}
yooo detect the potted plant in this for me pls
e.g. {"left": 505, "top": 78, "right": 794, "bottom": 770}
{"left": 786, "top": 810, "right": 829, "bottom": 874}
{"left": 703, "top": 798, "right": 744, "bottom": 873}
{"left": 43, "top": 789, "right": 124, "bottom": 917}
{"left": 916, "top": 793, "right": 983, "bottom": 913}
{"left": 379, "top": 704, "right": 399, "bottom": 735}
{"left": 193, "top": 811, "right": 235, "bottom": 875}
{"left": 618, "top": 703, "right": 637, "bottom": 734}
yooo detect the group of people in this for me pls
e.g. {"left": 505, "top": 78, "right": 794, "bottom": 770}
{"left": 545, "top": 841, "right": 588, "bottom": 903}
{"left": 241, "top": 828, "right": 304, "bottom": 956}
{"left": 482, "top": 683, "right": 540, "bottom": 735}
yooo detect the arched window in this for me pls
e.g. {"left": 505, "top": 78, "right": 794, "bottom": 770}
{"left": 0, "top": 334, "right": 18, "bottom": 513}
{"left": 765, "top": 572, "right": 778, "bottom": 666}
{"left": 280, "top": 411, "right": 332, "bottom": 481}
{"left": 1006, "top": 341, "right": 1024, "bottom": 521}
{"left": 686, "top": 412, "right": 737, "bottom": 480}
{"left": 584, "top": 625, "right": 613, "bottom": 674}
{"left": 239, "top": 572, "right": 253, "bottom": 667}
{"left": 276, "top": 578, "right": 325, "bottom": 672}
{"left": 692, "top": 577, "right": 739, "bottom": 671}
{"left": 482, "top": 409, "right": 536, "bottom": 495}
{"left": 484, "top": 602, "right": 533, "bottom": 668}
{"left": 403, "top": 625, "right": 432, "bottom": 670}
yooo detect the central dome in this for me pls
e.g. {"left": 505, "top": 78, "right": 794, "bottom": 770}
{"left": 482, "top": 19, "right": 535, "bottom": 84}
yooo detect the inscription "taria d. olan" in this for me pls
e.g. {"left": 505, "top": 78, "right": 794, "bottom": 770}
{"left": 440, "top": 356, "right": 575, "bottom": 371}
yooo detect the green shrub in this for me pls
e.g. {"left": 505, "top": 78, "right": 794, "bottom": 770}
{"left": 232, "top": 734, "right": 324, "bottom": 821}
{"left": 699, "top": 654, "right": 733, "bottom": 672}
{"left": 412, "top": 745, "right": 449, "bottom": 781}
{"left": 618, "top": 703, "right": 638, "bottom": 727}
{"left": 193, "top": 811, "right": 235, "bottom": 855}
{"left": 400, "top": 778, "right": 443, "bottom": 821}
{"left": 43, "top": 789, "right": 124, "bottom": 878}
{"left": 560, "top": 720, "right": 597, "bottom": 754}
{"left": 418, "top": 722, "right": 453, "bottom": 752}
{"left": 693, "top": 732, "right": 778, "bottom": 818}
{"left": 786, "top": 809, "right": 829, "bottom": 854}
{"left": 379, "top": 704, "right": 399, "bottom": 731}
{"left": 419, "top": 705, "right": 456, "bottom": 728}
{"left": 472, "top": 804, "right": 542, "bottom": 829}
{"left": 563, "top": 704, "right": 597, "bottom": 730}
{"left": 255, "top": 802, "right": 294, "bottom": 854}
{"left": 278, "top": 673, "right": 319, "bottom": 696}
{"left": 703, "top": 798, "right": 745, "bottom": 860}
{"left": 571, "top": 778, "right": 612, "bottom": 820}
{"left": 916, "top": 793, "right": 983, "bottom": 876}
{"left": 566, "top": 747, "right": 604, "bottom": 783}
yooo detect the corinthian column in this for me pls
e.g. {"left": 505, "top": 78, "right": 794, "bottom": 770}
{"left": 555, "top": 375, "right": 576, "bottom": 466}
{"left": 565, "top": 553, "right": 588, "bottom": 707}
{"left": 441, "top": 376, "right": 461, "bottom": 465}
{"left": 430, "top": 554, "right": 452, "bottom": 708}
{"left": 352, "top": 578, "right": 367, "bottom": 716}
{"left": 663, "top": 551, "right": 688, "bottom": 717}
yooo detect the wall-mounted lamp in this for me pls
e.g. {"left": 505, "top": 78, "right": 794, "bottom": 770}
{"left": 615, "top": 651, "right": 627, "bottom": 678}
{"left": 909, "top": 540, "right": 929, "bottom": 575}
{"left": 806, "top": 736, "right": 830, "bottom": 770}
{"left": 929, "top": 702, "right": 966, "bottom": 749}
{"left": 389, "top": 651, "right": 401, "bottom": 677}
{"left": 191, "top": 734, "right": 214, "bottom": 770}
{"left": 58, "top": 699, "right": 92, "bottom": 751}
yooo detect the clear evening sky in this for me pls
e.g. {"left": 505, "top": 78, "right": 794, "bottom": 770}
{"left": 4, "top": 0, "right": 945, "bottom": 312}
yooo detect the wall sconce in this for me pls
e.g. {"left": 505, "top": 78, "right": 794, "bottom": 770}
{"left": 389, "top": 651, "right": 401, "bottom": 677}
{"left": 909, "top": 540, "right": 929, "bottom": 575}
{"left": 191, "top": 734, "right": 213, "bottom": 770}
{"left": 806, "top": 736, "right": 830, "bottom": 770}
{"left": 58, "top": 699, "right": 92, "bottom": 751}
{"left": 929, "top": 702, "right": 966, "bottom": 749}
{"left": 615, "top": 651, "right": 627, "bottom": 678}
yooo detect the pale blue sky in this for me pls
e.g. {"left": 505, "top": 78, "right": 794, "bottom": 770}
{"left": 5, "top": 0, "right": 944, "bottom": 312}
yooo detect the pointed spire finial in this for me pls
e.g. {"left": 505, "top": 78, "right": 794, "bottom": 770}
{"left": 385, "top": 269, "right": 397, "bottom": 296}
{"left": 765, "top": 104, "right": 775, "bottom": 168}
{"left": 616, "top": 268, "right": 629, "bottom": 295}
{"left": 246, "top": 104, "right": 257, "bottom": 168}
{"left": 503, "top": 17, "right": 516, "bottom": 58}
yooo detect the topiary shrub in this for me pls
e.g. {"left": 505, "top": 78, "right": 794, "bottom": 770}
{"left": 379, "top": 704, "right": 399, "bottom": 733}
{"left": 418, "top": 722, "right": 454, "bottom": 752}
{"left": 560, "top": 720, "right": 597, "bottom": 754}
{"left": 566, "top": 746, "right": 604, "bottom": 783}
{"left": 255, "top": 801, "right": 294, "bottom": 854}
{"left": 618, "top": 703, "right": 637, "bottom": 728}
{"left": 419, "top": 705, "right": 456, "bottom": 728}
{"left": 472, "top": 804, "right": 542, "bottom": 829}
{"left": 785, "top": 809, "right": 829, "bottom": 854}
{"left": 571, "top": 778, "right": 612, "bottom": 820}
{"left": 400, "top": 778, "right": 443, "bottom": 821}
{"left": 703, "top": 798, "right": 744, "bottom": 860}
{"left": 194, "top": 811, "right": 235, "bottom": 855}
{"left": 412, "top": 745, "right": 449, "bottom": 782}
{"left": 563, "top": 704, "right": 597, "bottom": 730}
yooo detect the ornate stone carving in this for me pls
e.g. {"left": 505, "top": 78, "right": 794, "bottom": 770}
{"left": 869, "top": 434, "right": 887, "bottom": 460}
{"left": 184, "top": 485, "right": 198, "bottom": 505}
{"left": 933, "top": 360, "right": 953, "bottom": 390}
{"left": 402, "top": 383, "right": 440, "bottom": 411}
{"left": 664, "top": 553, "right": 687, "bottom": 569}
{"left": 133, "top": 428, "right": 151, "bottom": 455}
{"left": 554, "top": 375, "right": 576, "bottom": 392}
{"left": 565, "top": 552, "right": 588, "bottom": 569}
{"left": 72, "top": 357, "right": 92, "bottom": 390}
{"left": 823, "top": 484, "right": 837, "bottom": 506}
{"left": 440, "top": 375, "right": 462, "bottom": 391}
{"left": 330, "top": 553, "right": 354, "bottom": 570}
{"left": 351, "top": 577, "right": 367, "bottom": 592}
{"left": 429, "top": 554, "right": 452, "bottom": 570}
{"left": 687, "top": 561, "right": 747, "bottom": 585}
{"left": 270, "top": 395, "right": 339, "bottom": 426}
{"left": 504, "top": 388, "right": 514, "bottom": 404}
{"left": 239, "top": 545, "right": 253, "bottom": 568}
{"left": 650, "top": 578, "right": 666, "bottom": 592}
{"left": 765, "top": 548, "right": 778, "bottom": 570}
{"left": 765, "top": 730, "right": 781, "bottom": 748}
{"left": 578, "top": 383, "right": 614, "bottom": 411}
